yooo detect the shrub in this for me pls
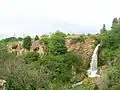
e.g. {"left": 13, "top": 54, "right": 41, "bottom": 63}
{"left": 39, "top": 52, "right": 83, "bottom": 84}
{"left": 23, "top": 36, "right": 32, "bottom": 50}
{"left": 24, "top": 52, "right": 40, "bottom": 64}
{"left": 72, "top": 34, "right": 86, "bottom": 43}
{"left": 3, "top": 37, "right": 17, "bottom": 42}
{"left": 34, "top": 35, "right": 39, "bottom": 40}
{"left": 18, "top": 37, "right": 23, "bottom": 41}
{"left": 48, "top": 31, "right": 67, "bottom": 55}
{"left": 40, "top": 37, "right": 49, "bottom": 45}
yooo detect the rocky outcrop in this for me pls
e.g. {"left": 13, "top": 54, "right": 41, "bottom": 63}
{"left": 7, "top": 40, "right": 46, "bottom": 56}
{"left": 8, "top": 37, "right": 95, "bottom": 67}
{"left": 0, "top": 79, "right": 6, "bottom": 90}
{"left": 65, "top": 37, "right": 95, "bottom": 68}
{"left": 30, "top": 40, "right": 46, "bottom": 54}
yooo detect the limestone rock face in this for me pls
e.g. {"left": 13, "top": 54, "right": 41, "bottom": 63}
{"left": 65, "top": 37, "right": 95, "bottom": 68}
{"left": 0, "top": 80, "right": 6, "bottom": 90}
{"left": 8, "top": 37, "right": 95, "bottom": 68}
{"left": 11, "top": 44, "right": 18, "bottom": 49}
{"left": 7, "top": 40, "right": 46, "bottom": 56}
{"left": 30, "top": 40, "right": 46, "bottom": 54}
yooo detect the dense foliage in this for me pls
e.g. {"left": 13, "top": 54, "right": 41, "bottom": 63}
{"left": 23, "top": 36, "right": 32, "bottom": 50}
{"left": 2, "top": 18, "right": 120, "bottom": 89}
{"left": 48, "top": 31, "right": 67, "bottom": 55}
{"left": 34, "top": 35, "right": 39, "bottom": 40}
{"left": 24, "top": 52, "right": 40, "bottom": 64}
{"left": 100, "top": 18, "right": 120, "bottom": 61}
{"left": 99, "top": 17, "right": 120, "bottom": 90}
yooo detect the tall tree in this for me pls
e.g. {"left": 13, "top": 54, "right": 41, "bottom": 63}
{"left": 48, "top": 31, "right": 67, "bottom": 55}
{"left": 23, "top": 36, "right": 32, "bottom": 50}
{"left": 118, "top": 17, "right": 120, "bottom": 24}
{"left": 100, "top": 24, "right": 107, "bottom": 33}
{"left": 112, "top": 18, "right": 118, "bottom": 29}
{"left": 34, "top": 35, "right": 39, "bottom": 40}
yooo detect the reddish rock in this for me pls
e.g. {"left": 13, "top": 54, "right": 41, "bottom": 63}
{"left": 65, "top": 37, "right": 95, "bottom": 68}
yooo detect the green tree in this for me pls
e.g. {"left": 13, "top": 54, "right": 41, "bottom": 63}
{"left": 48, "top": 31, "right": 67, "bottom": 55}
{"left": 100, "top": 24, "right": 107, "bottom": 33}
{"left": 34, "top": 35, "right": 39, "bottom": 40}
{"left": 18, "top": 37, "right": 23, "bottom": 41}
{"left": 23, "top": 36, "right": 32, "bottom": 50}
{"left": 3, "top": 37, "right": 17, "bottom": 42}
{"left": 112, "top": 17, "right": 119, "bottom": 29}
{"left": 118, "top": 17, "right": 120, "bottom": 24}
{"left": 100, "top": 23, "right": 120, "bottom": 61}
{"left": 112, "top": 17, "right": 118, "bottom": 24}
{"left": 24, "top": 52, "right": 40, "bottom": 64}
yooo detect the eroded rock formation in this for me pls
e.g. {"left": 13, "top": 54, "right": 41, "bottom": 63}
{"left": 7, "top": 40, "right": 46, "bottom": 56}
{"left": 0, "top": 80, "right": 6, "bottom": 90}
{"left": 65, "top": 37, "right": 95, "bottom": 68}
{"left": 8, "top": 37, "right": 95, "bottom": 68}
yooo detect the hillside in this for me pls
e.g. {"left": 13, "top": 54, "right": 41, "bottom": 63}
{"left": 1, "top": 18, "right": 120, "bottom": 90}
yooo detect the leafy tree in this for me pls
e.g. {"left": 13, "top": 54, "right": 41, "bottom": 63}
{"left": 112, "top": 17, "right": 119, "bottom": 29}
{"left": 112, "top": 18, "right": 118, "bottom": 24}
{"left": 18, "top": 37, "right": 23, "bottom": 41}
{"left": 100, "top": 22, "right": 120, "bottom": 61}
{"left": 40, "top": 37, "right": 49, "bottom": 45}
{"left": 24, "top": 52, "right": 40, "bottom": 64}
{"left": 48, "top": 31, "right": 67, "bottom": 55}
{"left": 23, "top": 36, "right": 32, "bottom": 50}
{"left": 3, "top": 37, "right": 17, "bottom": 42}
{"left": 118, "top": 17, "right": 120, "bottom": 24}
{"left": 99, "top": 56, "right": 120, "bottom": 90}
{"left": 34, "top": 35, "right": 39, "bottom": 40}
{"left": 100, "top": 24, "right": 107, "bottom": 33}
{"left": 39, "top": 52, "right": 83, "bottom": 84}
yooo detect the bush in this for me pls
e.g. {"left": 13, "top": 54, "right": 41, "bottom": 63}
{"left": 24, "top": 52, "right": 40, "bottom": 64}
{"left": 100, "top": 25, "right": 120, "bottom": 61}
{"left": 64, "top": 52, "right": 83, "bottom": 72}
{"left": 3, "top": 37, "right": 17, "bottom": 42}
{"left": 39, "top": 52, "right": 83, "bottom": 84}
{"left": 72, "top": 34, "right": 86, "bottom": 43}
{"left": 40, "top": 37, "right": 49, "bottom": 45}
{"left": 18, "top": 37, "right": 23, "bottom": 41}
{"left": 48, "top": 31, "right": 67, "bottom": 55}
{"left": 34, "top": 35, "right": 39, "bottom": 40}
{"left": 23, "top": 36, "right": 32, "bottom": 50}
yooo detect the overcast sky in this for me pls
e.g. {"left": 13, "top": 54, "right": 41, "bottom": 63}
{"left": 0, "top": 0, "right": 120, "bottom": 39}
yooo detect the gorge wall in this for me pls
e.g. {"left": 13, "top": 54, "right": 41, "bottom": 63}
{"left": 65, "top": 37, "right": 95, "bottom": 68}
{"left": 7, "top": 37, "right": 95, "bottom": 68}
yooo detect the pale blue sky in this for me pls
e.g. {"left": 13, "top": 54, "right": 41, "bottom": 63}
{"left": 0, "top": 0, "right": 120, "bottom": 39}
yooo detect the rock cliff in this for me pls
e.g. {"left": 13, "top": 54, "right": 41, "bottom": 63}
{"left": 8, "top": 37, "right": 95, "bottom": 68}
{"left": 65, "top": 37, "right": 95, "bottom": 68}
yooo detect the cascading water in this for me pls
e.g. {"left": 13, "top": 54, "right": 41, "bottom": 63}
{"left": 87, "top": 44, "right": 100, "bottom": 78}
{"left": 72, "top": 44, "right": 100, "bottom": 88}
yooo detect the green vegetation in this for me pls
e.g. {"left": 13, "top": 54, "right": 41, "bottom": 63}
{"left": 0, "top": 31, "right": 85, "bottom": 90}
{"left": 71, "top": 34, "right": 86, "bottom": 43}
{"left": 98, "top": 17, "right": 120, "bottom": 90}
{"left": 1, "top": 17, "right": 120, "bottom": 89}
{"left": 1, "top": 37, "right": 23, "bottom": 43}
{"left": 48, "top": 31, "right": 67, "bottom": 55}
{"left": 24, "top": 52, "right": 40, "bottom": 64}
{"left": 23, "top": 36, "right": 32, "bottom": 50}
{"left": 34, "top": 35, "right": 39, "bottom": 40}
{"left": 73, "top": 84, "right": 93, "bottom": 90}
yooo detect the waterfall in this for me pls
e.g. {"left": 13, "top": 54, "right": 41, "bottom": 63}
{"left": 87, "top": 44, "right": 100, "bottom": 78}
{"left": 72, "top": 44, "right": 100, "bottom": 88}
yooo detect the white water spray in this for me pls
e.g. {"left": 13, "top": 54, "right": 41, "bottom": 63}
{"left": 87, "top": 44, "right": 100, "bottom": 78}
{"left": 72, "top": 44, "right": 100, "bottom": 88}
